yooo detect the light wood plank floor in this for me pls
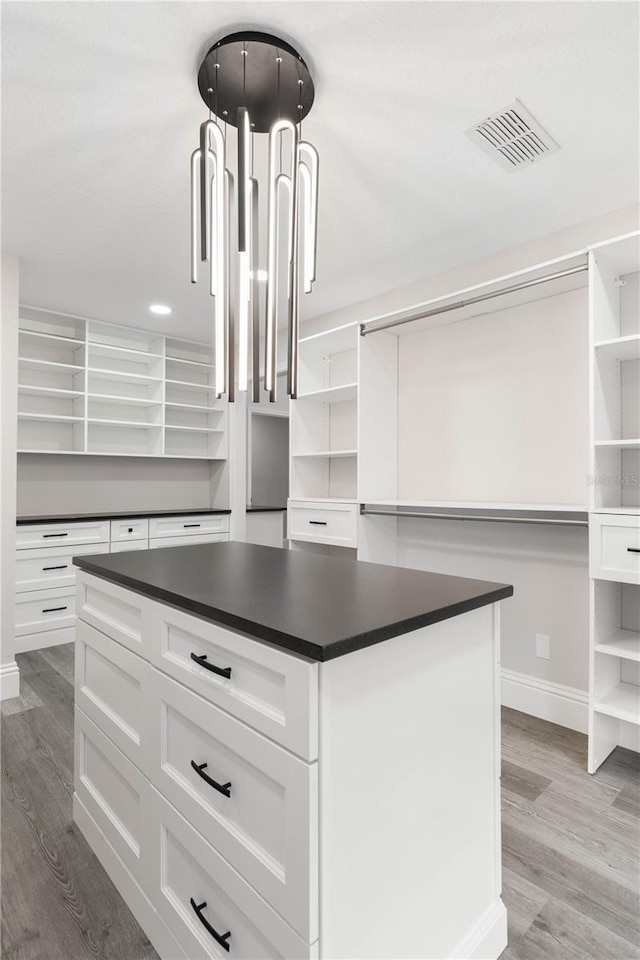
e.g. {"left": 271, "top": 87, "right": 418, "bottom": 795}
{"left": 2, "top": 645, "right": 639, "bottom": 960}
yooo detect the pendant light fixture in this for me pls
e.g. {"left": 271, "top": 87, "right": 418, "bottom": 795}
{"left": 190, "top": 31, "right": 318, "bottom": 402}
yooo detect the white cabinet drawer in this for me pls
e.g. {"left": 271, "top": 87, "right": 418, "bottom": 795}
{"left": 15, "top": 586, "right": 75, "bottom": 636}
{"left": 15, "top": 542, "right": 109, "bottom": 593}
{"left": 590, "top": 514, "right": 640, "bottom": 584}
{"left": 148, "top": 789, "right": 317, "bottom": 960}
{"left": 16, "top": 520, "right": 110, "bottom": 550}
{"left": 76, "top": 571, "right": 150, "bottom": 656}
{"left": 75, "top": 708, "right": 150, "bottom": 887}
{"left": 148, "top": 514, "right": 229, "bottom": 539}
{"left": 148, "top": 601, "right": 318, "bottom": 761}
{"left": 149, "top": 533, "right": 228, "bottom": 548}
{"left": 76, "top": 621, "right": 151, "bottom": 773}
{"left": 149, "top": 670, "right": 317, "bottom": 941}
{"left": 110, "top": 540, "right": 150, "bottom": 553}
{"left": 110, "top": 518, "right": 149, "bottom": 543}
{"left": 287, "top": 500, "right": 358, "bottom": 547}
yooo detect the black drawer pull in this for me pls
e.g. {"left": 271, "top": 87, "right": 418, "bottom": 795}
{"left": 42, "top": 565, "right": 68, "bottom": 572}
{"left": 309, "top": 520, "right": 327, "bottom": 526}
{"left": 628, "top": 547, "right": 640, "bottom": 554}
{"left": 190, "top": 652, "right": 231, "bottom": 679}
{"left": 190, "top": 899, "right": 231, "bottom": 951}
{"left": 42, "top": 606, "right": 67, "bottom": 613}
{"left": 43, "top": 533, "right": 68, "bottom": 538}
{"left": 128, "top": 527, "right": 133, "bottom": 534}
{"left": 184, "top": 523, "right": 201, "bottom": 528}
{"left": 191, "top": 761, "right": 232, "bottom": 798}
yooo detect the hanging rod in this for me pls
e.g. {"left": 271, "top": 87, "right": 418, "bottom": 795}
{"left": 360, "top": 262, "right": 589, "bottom": 337}
{"left": 360, "top": 508, "right": 588, "bottom": 527}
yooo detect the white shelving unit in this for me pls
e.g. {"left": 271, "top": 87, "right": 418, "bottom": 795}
{"left": 588, "top": 232, "right": 640, "bottom": 772}
{"left": 289, "top": 322, "right": 359, "bottom": 503}
{"left": 17, "top": 308, "right": 227, "bottom": 461}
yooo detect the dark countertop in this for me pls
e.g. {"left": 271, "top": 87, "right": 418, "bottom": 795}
{"left": 74, "top": 541, "right": 513, "bottom": 662}
{"left": 246, "top": 506, "right": 286, "bottom": 512}
{"left": 17, "top": 508, "right": 231, "bottom": 525}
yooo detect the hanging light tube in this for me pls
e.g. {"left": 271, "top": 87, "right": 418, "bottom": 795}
{"left": 298, "top": 142, "right": 319, "bottom": 292}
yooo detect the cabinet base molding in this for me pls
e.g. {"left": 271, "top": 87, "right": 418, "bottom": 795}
{"left": 501, "top": 668, "right": 588, "bottom": 733}
{"left": 451, "top": 900, "right": 508, "bottom": 960}
{"left": 73, "top": 795, "right": 187, "bottom": 960}
{"left": 0, "top": 661, "right": 20, "bottom": 701}
{"left": 14, "top": 625, "right": 75, "bottom": 655}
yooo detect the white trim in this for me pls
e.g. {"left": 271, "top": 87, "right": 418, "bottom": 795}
{"left": 501, "top": 668, "right": 588, "bottom": 733}
{"left": 451, "top": 899, "right": 508, "bottom": 960}
{"left": 0, "top": 661, "right": 20, "bottom": 701}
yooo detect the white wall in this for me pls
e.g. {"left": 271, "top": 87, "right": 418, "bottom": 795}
{"left": 17, "top": 454, "right": 218, "bottom": 517}
{"left": 304, "top": 203, "right": 639, "bottom": 728}
{"left": 1, "top": 253, "right": 20, "bottom": 699}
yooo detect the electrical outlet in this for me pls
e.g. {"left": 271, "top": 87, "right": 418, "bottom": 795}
{"left": 535, "top": 634, "right": 551, "bottom": 660}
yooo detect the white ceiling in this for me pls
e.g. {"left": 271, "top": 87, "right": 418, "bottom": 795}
{"left": 2, "top": 1, "right": 639, "bottom": 342}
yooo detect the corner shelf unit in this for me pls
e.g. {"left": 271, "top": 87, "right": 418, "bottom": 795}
{"left": 17, "top": 308, "right": 227, "bottom": 460}
{"left": 588, "top": 232, "right": 640, "bottom": 773}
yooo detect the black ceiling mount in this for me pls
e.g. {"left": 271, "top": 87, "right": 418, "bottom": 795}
{"left": 197, "top": 31, "right": 315, "bottom": 134}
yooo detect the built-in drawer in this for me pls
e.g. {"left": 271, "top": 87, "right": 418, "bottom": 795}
{"left": 16, "top": 520, "right": 110, "bottom": 551}
{"left": 590, "top": 514, "right": 640, "bottom": 585}
{"left": 148, "top": 789, "right": 317, "bottom": 960}
{"left": 148, "top": 514, "right": 229, "bottom": 540}
{"left": 110, "top": 540, "right": 150, "bottom": 553}
{"left": 74, "top": 708, "right": 149, "bottom": 888}
{"left": 76, "top": 571, "right": 150, "bottom": 657}
{"left": 15, "top": 586, "right": 75, "bottom": 636}
{"left": 149, "top": 533, "right": 228, "bottom": 548}
{"left": 110, "top": 518, "right": 149, "bottom": 543}
{"left": 148, "top": 600, "right": 318, "bottom": 761}
{"left": 76, "top": 621, "right": 150, "bottom": 773}
{"left": 15, "top": 542, "right": 109, "bottom": 593}
{"left": 149, "top": 670, "right": 317, "bottom": 941}
{"left": 287, "top": 500, "right": 358, "bottom": 548}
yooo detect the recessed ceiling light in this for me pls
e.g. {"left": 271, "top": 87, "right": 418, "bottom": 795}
{"left": 149, "top": 304, "right": 172, "bottom": 315}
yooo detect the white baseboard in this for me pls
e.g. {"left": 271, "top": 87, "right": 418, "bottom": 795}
{"left": 0, "top": 661, "right": 20, "bottom": 701}
{"left": 501, "top": 668, "right": 588, "bottom": 733}
{"left": 452, "top": 899, "right": 508, "bottom": 959}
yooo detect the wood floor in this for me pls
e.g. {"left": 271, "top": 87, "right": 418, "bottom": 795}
{"left": 2, "top": 645, "right": 639, "bottom": 960}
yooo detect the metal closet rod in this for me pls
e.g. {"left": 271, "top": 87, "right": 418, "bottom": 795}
{"left": 360, "top": 508, "right": 589, "bottom": 527}
{"left": 360, "top": 262, "right": 589, "bottom": 337}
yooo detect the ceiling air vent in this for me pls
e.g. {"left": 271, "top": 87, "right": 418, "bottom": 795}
{"left": 465, "top": 99, "right": 560, "bottom": 172}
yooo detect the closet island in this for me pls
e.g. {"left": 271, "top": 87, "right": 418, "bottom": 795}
{"left": 72, "top": 541, "right": 512, "bottom": 960}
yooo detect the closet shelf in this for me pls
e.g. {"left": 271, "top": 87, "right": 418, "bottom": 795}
{"left": 591, "top": 507, "right": 640, "bottom": 516}
{"left": 166, "top": 356, "right": 214, "bottom": 369}
{"left": 593, "top": 333, "right": 640, "bottom": 361}
{"left": 165, "top": 379, "right": 215, "bottom": 391}
{"left": 361, "top": 499, "right": 589, "bottom": 514}
{"left": 19, "top": 357, "right": 83, "bottom": 372}
{"left": 88, "top": 367, "right": 162, "bottom": 385}
{"left": 298, "top": 321, "right": 360, "bottom": 356}
{"left": 297, "top": 383, "right": 358, "bottom": 403}
{"left": 18, "top": 413, "right": 83, "bottom": 423}
{"left": 594, "top": 629, "right": 640, "bottom": 662}
{"left": 87, "top": 393, "right": 162, "bottom": 407}
{"left": 594, "top": 682, "right": 640, "bottom": 725}
{"left": 164, "top": 425, "right": 223, "bottom": 434}
{"left": 292, "top": 449, "right": 358, "bottom": 459}
{"left": 88, "top": 342, "right": 163, "bottom": 360}
{"left": 87, "top": 418, "right": 161, "bottom": 429}
{"left": 593, "top": 439, "right": 640, "bottom": 449}
{"left": 18, "top": 384, "right": 84, "bottom": 398}
{"left": 165, "top": 401, "right": 222, "bottom": 412}
{"left": 19, "top": 330, "right": 85, "bottom": 346}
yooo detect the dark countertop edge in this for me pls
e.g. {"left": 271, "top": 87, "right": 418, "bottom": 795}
{"left": 17, "top": 508, "right": 231, "bottom": 525}
{"left": 73, "top": 556, "right": 513, "bottom": 662}
{"left": 246, "top": 506, "right": 286, "bottom": 513}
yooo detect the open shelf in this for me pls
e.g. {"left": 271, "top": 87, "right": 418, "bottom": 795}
{"left": 18, "top": 413, "right": 84, "bottom": 423}
{"left": 594, "top": 682, "right": 640, "bottom": 725}
{"left": 87, "top": 367, "right": 162, "bottom": 385}
{"left": 594, "top": 334, "right": 640, "bottom": 361}
{"left": 87, "top": 418, "right": 161, "bottom": 429}
{"left": 297, "top": 383, "right": 358, "bottom": 404}
{"left": 164, "top": 425, "right": 223, "bottom": 434}
{"left": 595, "top": 629, "right": 640, "bottom": 662}
{"left": 89, "top": 342, "right": 163, "bottom": 361}
{"left": 292, "top": 450, "right": 358, "bottom": 459}
{"left": 299, "top": 322, "right": 360, "bottom": 356}
{"left": 18, "top": 384, "right": 84, "bottom": 399}
{"left": 165, "top": 379, "right": 216, "bottom": 391}
{"left": 87, "top": 393, "right": 162, "bottom": 407}
{"left": 19, "top": 329, "right": 85, "bottom": 347}
{"left": 19, "top": 357, "right": 83, "bottom": 372}
{"left": 165, "top": 401, "right": 219, "bottom": 413}
{"left": 165, "top": 356, "right": 214, "bottom": 369}
{"left": 594, "top": 439, "right": 640, "bottom": 449}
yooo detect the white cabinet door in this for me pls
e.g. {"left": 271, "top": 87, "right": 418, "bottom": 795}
{"left": 110, "top": 518, "right": 149, "bottom": 543}
{"left": 148, "top": 514, "right": 229, "bottom": 539}
{"left": 15, "top": 542, "right": 109, "bottom": 592}
{"left": 149, "top": 533, "right": 228, "bottom": 548}
{"left": 15, "top": 586, "right": 75, "bottom": 636}
{"left": 76, "top": 621, "right": 151, "bottom": 774}
{"left": 590, "top": 514, "right": 640, "bottom": 584}
{"left": 76, "top": 571, "right": 151, "bottom": 657}
{"left": 147, "top": 600, "right": 318, "bottom": 761}
{"left": 148, "top": 788, "right": 317, "bottom": 960}
{"left": 149, "top": 670, "right": 318, "bottom": 941}
{"left": 16, "top": 520, "right": 110, "bottom": 550}
{"left": 288, "top": 500, "right": 358, "bottom": 547}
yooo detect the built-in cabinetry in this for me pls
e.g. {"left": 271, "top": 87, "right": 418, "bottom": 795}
{"left": 14, "top": 512, "right": 230, "bottom": 653}
{"left": 288, "top": 322, "right": 359, "bottom": 552}
{"left": 72, "top": 548, "right": 509, "bottom": 960}
{"left": 17, "top": 308, "right": 227, "bottom": 460}
{"left": 588, "top": 233, "right": 640, "bottom": 772}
